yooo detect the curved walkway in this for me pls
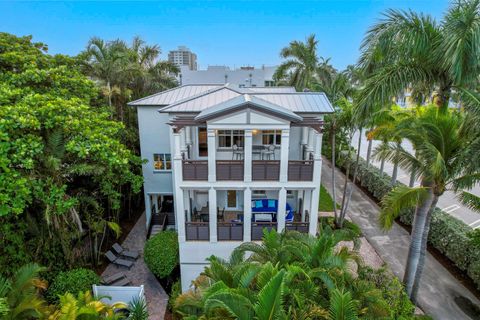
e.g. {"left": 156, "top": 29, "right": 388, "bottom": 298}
{"left": 102, "top": 213, "right": 168, "bottom": 320}
{"left": 321, "top": 158, "right": 480, "bottom": 320}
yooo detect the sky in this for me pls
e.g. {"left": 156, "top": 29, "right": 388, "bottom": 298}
{"left": 1, "top": 1, "right": 450, "bottom": 71}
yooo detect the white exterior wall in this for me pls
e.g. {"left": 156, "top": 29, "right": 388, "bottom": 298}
{"left": 137, "top": 106, "right": 174, "bottom": 227}
{"left": 180, "top": 65, "right": 277, "bottom": 87}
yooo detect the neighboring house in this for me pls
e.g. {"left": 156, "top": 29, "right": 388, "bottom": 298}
{"left": 128, "top": 84, "right": 334, "bottom": 291}
{"left": 179, "top": 65, "right": 277, "bottom": 87}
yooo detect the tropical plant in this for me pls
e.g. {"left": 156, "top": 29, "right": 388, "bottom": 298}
{"left": 127, "top": 297, "right": 148, "bottom": 320}
{"left": 356, "top": 0, "right": 480, "bottom": 118}
{"left": 46, "top": 268, "right": 101, "bottom": 304}
{"left": 378, "top": 106, "right": 480, "bottom": 302}
{"left": 0, "top": 263, "right": 47, "bottom": 320}
{"left": 47, "top": 290, "right": 127, "bottom": 319}
{"left": 173, "top": 229, "right": 412, "bottom": 319}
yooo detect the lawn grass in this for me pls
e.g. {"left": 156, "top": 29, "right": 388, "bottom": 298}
{"left": 319, "top": 184, "right": 339, "bottom": 212}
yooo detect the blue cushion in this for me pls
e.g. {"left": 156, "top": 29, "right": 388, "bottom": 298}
{"left": 268, "top": 199, "right": 276, "bottom": 208}
{"left": 255, "top": 200, "right": 263, "bottom": 208}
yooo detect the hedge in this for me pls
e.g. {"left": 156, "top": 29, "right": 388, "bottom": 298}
{"left": 46, "top": 268, "right": 100, "bottom": 303}
{"left": 144, "top": 230, "right": 179, "bottom": 279}
{"left": 338, "top": 156, "right": 480, "bottom": 289}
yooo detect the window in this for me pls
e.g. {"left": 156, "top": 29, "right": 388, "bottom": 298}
{"left": 262, "top": 130, "right": 282, "bottom": 145}
{"left": 218, "top": 130, "right": 244, "bottom": 148}
{"left": 153, "top": 153, "right": 171, "bottom": 171}
{"left": 252, "top": 190, "right": 267, "bottom": 198}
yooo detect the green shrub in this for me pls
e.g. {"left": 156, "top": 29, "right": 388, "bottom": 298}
{"left": 168, "top": 280, "right": 181, "bottom": 311}
{"left": 144, "top": 231, "right": 179, "bottom": 279}
{"left": 358, "top": 266, "right": 415, "bottom": 318}
{"left": 46, "top": 268, "right": 100, "bottom": 303}
{"left": 339, "top": 155, "right": 480, "bottom": 289}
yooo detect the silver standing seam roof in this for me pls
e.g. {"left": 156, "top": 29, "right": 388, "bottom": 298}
{"left": 128, "top": 84, "right": 334, "bottom": 115}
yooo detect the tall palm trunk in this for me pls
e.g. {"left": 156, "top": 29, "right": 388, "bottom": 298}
{"left": 391, "top": 143, "right": 400, "bottom": 185}
{"left": 403, "top": 184, "right": 435, "bottom": 298}
{"left": 339, "top": 128, "right": 363, "bottom": 227}
{"left": 411, "top": 195, "right": 439, "bottom": 303}
{"left": 331, "top": 128, "right": 338, "bottom": 220}
{"left": 366, "top": 131, "right": 373, "bottom": 167}
{"left": 380, "top": 158, "right": 385, "bottom": 175}
{"left": 409, "top": 169, "right": 416, "bottom": 187}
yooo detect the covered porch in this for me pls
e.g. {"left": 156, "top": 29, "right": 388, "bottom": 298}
{"left": 178, "top": 187, "right": 316, "bottom": 242}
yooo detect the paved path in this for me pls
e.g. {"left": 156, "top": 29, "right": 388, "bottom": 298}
{"left": 102, "top": 213, "right": 168, "bottom": 320}
{"left": 321, "top": 158, "right": 480, "bottom": 320}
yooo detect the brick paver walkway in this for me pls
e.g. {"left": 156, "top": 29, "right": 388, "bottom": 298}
{"left": 102, "top": 213, "right": 168, "bottom": 320}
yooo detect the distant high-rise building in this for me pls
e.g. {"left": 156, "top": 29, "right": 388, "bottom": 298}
{"left": 168, "top": 46, "right": 198, "bottom": 71}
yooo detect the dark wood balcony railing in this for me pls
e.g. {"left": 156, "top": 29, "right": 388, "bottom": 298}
{"left": 185, "top": 222, "right": 209, "bottom": 241}
{"left": 183, "top": 160, "right": 208, "bottom": 180}
{"left": 217, "top": 222, "right": 244, "bottom": 241}
{"left": 252, "top": 160, "right": 280, "bottom": 181}
{"left": 288, "top": 160, "right": 313, "bottom": 181}
{"left": 251, "top": 222, "right": 277, "bottom": 240}
{"left": 216, "top": 160, "right": 244, "bottom": 180}
{"left": 286, "top": 222, "right": 309, "bottom": 233}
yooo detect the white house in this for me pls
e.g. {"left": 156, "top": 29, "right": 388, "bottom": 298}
{"left": 128, "top": 84, "right": 334, "bottom": 291}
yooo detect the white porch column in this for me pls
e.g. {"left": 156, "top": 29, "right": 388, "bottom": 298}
{"left": 207, "top": 129, "right": 216, "bottom": 182}
{"left": 144, "top": 192, "right": 152, "bottom": 229}
{"left": 305, "top": 128, "right": 315, "bottom": 159}
{"left": 208, "top": 188, "right": 217, "bottom": 242}
{"left": 153, "top": 194, "right": 159, "bottom": 213}
{"left": 185, "top": 126, "right": 192, "bottom": 145}
{"left": 277, "top": 187, "right": 287, "bottom": 232}
{"left": 279, "top": 129, "right": 290, "bottom": 183}
{"left": 173, "top": 130, "right": 186, "bottom": 241}
{"left": 244, "top": 129, "right": 253, "bottom": 182}
{"left": 184, "top": 191, "right": 191, "bottom": 222}
{"left": 309, "top": 131, "right": 322, "bottom": 236}
{"left": 180, "top": 128, "right": 187, "bottom": 156}
{"left": 302, "top": 190, "right": 310, "bottom": 223}
{"left": 301, "top": 127, "right": 309, "bottom": 145}
{"left": 243, "top": 188, "right": 252, "bottom": 242}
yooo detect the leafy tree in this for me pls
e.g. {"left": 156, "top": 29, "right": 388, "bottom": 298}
{"left": 0, "top": 32, "right": 142, "bottom": 273}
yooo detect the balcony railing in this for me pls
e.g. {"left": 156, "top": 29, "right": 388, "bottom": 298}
{"left": 217, "top": 222, "right": 244, "bottom": 241}
{"left": 185, "top": 222, "right": 209, "bottom": 241}
{"left": 183, "top": 160, "right": 208, "bottom": 180}
{"left": 285, "top": 222, "right": 309, "bottom": 233}
{"left": 216, "top": 160, "right": 244, "bottom": 180}
{"left": 252, "top": 160, "right": 280, "bottom": 181}
{"left": 251, "top": 222, "right": 277, "bottom": 240}
{"left": 288, "top": 160, "right": 313, "bottom": 181}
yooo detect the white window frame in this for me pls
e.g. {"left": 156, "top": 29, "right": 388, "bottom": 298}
{"left": 153, "top": 153, "right": 172, "bottom": 171}
{"left": 217, "top": 130, "right": 244, "bottom": 149}
{"left": 262, "top": 130, "right": 282, "bottom": 146}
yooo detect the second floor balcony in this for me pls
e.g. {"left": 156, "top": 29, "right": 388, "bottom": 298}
{"left": 180, "top": 128, "right": 318, "bottom": 182}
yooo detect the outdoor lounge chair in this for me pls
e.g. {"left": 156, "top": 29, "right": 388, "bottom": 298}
{"left": 101, "top": 272, "right": 126, "bottom": 285}
{"left": 112, "top": 243, "right": 139, "bottom": 260}
{"left": 105, "top": 251, "right": 134, "bottom": 269}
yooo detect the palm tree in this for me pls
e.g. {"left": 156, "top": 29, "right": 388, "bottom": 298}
{"left": 378, "top": 106, "right": 480, "bottom": 302}
{"left": 357, "top": 0, "right": 480, "bottom": 118}
{"left": 83, "top": 37, "right": 128, "bottom": 109}
{"left": 273, "top": 34, "right": 323, "bottom": 91}
{"left": 0, "top": 264, "right": 47, "bottom": 320}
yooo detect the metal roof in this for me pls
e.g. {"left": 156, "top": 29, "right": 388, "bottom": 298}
{"left": 252, "top": 93, "right": 334, "bottom": 113}
{"left": 127, "top": 84, "right": 222, "bottom": 106}
{"left": 128, "top": 84, "right": 334, "bottom": 114}
{"left": 160, "top": 87, "right": 242, "bottom": 112}
{"left": 238, "top": 86, "right": 297, "bottom": 93}
{"left": 194, "top": 94, "right": 303, "bottom": 122}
